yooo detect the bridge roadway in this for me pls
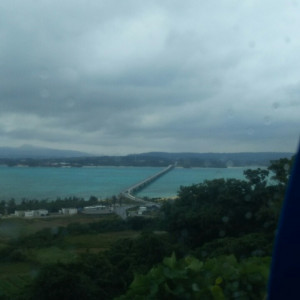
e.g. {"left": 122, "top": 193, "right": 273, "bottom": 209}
{"left": 120, "top": 164, "right": 174, "bottom": 205}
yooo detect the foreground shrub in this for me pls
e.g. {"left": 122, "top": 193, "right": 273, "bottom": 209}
{"left": 118, "top": 253, "right": 270, "bottom": 300}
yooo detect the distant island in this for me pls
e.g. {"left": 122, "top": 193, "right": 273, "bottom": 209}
{"left": 0, "top": 146, "right": 294, "bottom": 168}
{"left": 0, "top": 145, "right": 91, "bottom": 159}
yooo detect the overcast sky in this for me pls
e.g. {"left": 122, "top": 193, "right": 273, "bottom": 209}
{"left": 0, "top": 0, "right": 299, "bottom": 155}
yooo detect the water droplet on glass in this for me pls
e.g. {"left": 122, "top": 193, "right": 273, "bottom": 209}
{"left": 252, "top": 249, "right": 264, "bottom": 256}
{"left": 215, "top": 170, "right": 222, "bottom": 178}
{"left": 245, "top": 212, "right": 252, "bottom": 219}
{"left": 219, "top": 230, "right": 226, "bottom": 237}
{"left": 232, "top": 281, "right": 239, "bottom": 290}
{"left": 264, "top": 116, "right": 271, "bottom": 126}
{"left": 227, "top": 109, "right": 234, "bottom": 119}
{"left": 51, "top": 227, "right": 58, "bottom": 235}
{"left": 248, "top": 41, "right": 256, "bottom": 48}
{"left": 223, "top": 262, "right": 230, "bottom": 269}
{"left": 192, "top": 283, "right": 200, "bottom": 292}
{"left": 59, "top": 68, "right": 79, "bottom": 82}
{"left": 38, "top": 71, "right": 49, "bottom": 80}
{"left": 226, "top": 160, "right": 234, "bottom": 168}
{"left": 244, "top": 194, "right": 251, "bottom": 202}
{"left": 40, "top": 89, "right": 50, "bottom": 99}
{"left": 222, "top": 216, "right": 229, "bottom": 223}
{"left": 284, "top": 164, "right": 290, "bottom": 171}
{"left": 233, "top": 291, "right": 241, "bottom": 298}
{"left": 30, "top": 268, "right": 39, "bottom": 278}
{"left": 247, "top": 128, "right": 254, "bottom": 136}
{"left": 264, "top": 222, "right": 269, "bottom": 228}
{"left": 204, "top": 160, "right": 211, "bottom": 167}
{"left": 66, "top": 100, "right": 75, "bottom": 108}
{"left": 201, "top": 251, "right": 208, "bottom": 257}
{"left": 273, "top": 192, "right": 280, "bottom": 201}
{"left": 272, "top": 102, "right": 279, "bottom": 109}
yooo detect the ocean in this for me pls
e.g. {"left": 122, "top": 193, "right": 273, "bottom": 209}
{"left": 0, "top": 166, "right": 254, "bottom": 202}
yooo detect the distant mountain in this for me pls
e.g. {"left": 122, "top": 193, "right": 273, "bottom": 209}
{"left": 134, "top": 151, "right": 294, "bottom": 159}
{"left": 0, "top": 145, "right": 92, "bottom": 158}
{"left": 0, "top": 149, "right": 294, "bottom": 167}
{"left": 128, "top": 152, "right": 295, "bottom": 167}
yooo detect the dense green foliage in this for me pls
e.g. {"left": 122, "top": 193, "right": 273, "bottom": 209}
{"left": 0, "top": 156, "right": 293, "bottom": 299}
{"left": 118, "top": 253, "right": 270, "bottom": 300}
{"left": 162, "top": 178, "right": 280, "bottom": 249}
{"left": 22, "top": 232, "right": 173, "bottom": 300}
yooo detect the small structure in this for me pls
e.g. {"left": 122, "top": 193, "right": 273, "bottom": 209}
{"left": 38, "top": 209, "right": 49, "bottom": 216}
{"left": 23, "top": 209, "right": 48, "bottom": 218}
{"left": 60, "top": 208, "right": 78, "bottom": 215}
{"left": 24, "top": 210, "right": 39, "bottom": 218}
{"left": 82, "top": 205, "right": 112, "bottom": 214}
{"left": 138, "top": 206, "right": 147, "bottom": 215}
{"left": 15, "top": 210, "right": 25, "bottom": 217}
{"left": 146, "top": 205, "right": 160, "bottom": 212}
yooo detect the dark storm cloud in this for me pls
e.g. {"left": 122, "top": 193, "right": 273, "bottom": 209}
{"left": 0, "top": 0, "right": 299, "bottom": 154}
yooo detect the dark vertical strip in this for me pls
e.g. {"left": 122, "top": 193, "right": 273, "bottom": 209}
{"left": 268, "top": 144, "right": 300, "bottom": 299}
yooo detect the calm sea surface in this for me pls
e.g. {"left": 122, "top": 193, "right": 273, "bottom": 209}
{"left": 0, "top": 166, "right": 253, "bottom": 202}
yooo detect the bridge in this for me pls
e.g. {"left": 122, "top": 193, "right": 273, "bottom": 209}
{"left": 120, "top": 164, "right": 175, "bottom": 205}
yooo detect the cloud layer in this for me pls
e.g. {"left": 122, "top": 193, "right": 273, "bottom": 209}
{"left": 0, "top": 0, "right": 299, "bottom": 154}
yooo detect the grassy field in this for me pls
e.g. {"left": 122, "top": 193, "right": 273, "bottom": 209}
{"left": 0, "top": 214, "right": 120, "bottom": 241}
{"left": 64, "top": 230, "right": 140, "bottom": 253}
{"left": 0, "top": 214, "right": 141, "bottom": 297}
{"left": 0, "top": 214, "right": 139, "bottom": 260}
{"left": 23, "top": 230, "right": 140, "bottom": 264}
{"left": 0, "top": 263, "right": 36, "bottom": 298}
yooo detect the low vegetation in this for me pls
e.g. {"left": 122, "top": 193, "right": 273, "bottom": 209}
{"left": 0, "top": 196, "right": 101, "bottom": 215}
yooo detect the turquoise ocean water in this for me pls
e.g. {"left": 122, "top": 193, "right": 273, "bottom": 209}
{"left": 0, "top": 166, "right": 252, "bottom": 202}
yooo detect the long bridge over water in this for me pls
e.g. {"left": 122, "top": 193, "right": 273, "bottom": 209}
{"left": 120, "top": 164, "right": 175, "bottom": 205}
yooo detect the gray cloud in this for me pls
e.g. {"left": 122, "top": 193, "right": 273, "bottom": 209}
{"left": 0, "top": 0, "right": 299, "bottom": 154}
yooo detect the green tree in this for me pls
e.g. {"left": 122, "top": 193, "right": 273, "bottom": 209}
{"left": 0, "top": 200, "right": 6, "bottom": 214}
{"left": 7, "top": 198, "right": 16, "bottom": 214}
{"left": 162, "top": 178, "right": 258, "bottom": 247}
{"left": 244, "top": 168, "right": 269, "bottom": 188}
{"left": 118, "top": 254, "right": 270, "bottom": 300}
{"left": 268, "top": 156, "right": 294, "bottom": 185}
{"left": 30, "top": 263, "right": 99, "bottom": 300}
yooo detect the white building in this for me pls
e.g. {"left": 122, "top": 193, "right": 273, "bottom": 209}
{"left": 24, "top": 210, "right": 39, "bottom": 217}
{"left": 61, "top": 208, "right": 78, "bottom": 215}
{"left": 138, "top": 206, "right": 147, "bottom": 215}
{"left": 24, "top": 209, "right": 48, "bottom": 218}
{"left": 38, "top": 209, "right": 49, "bottom": 216}
{"left": 82, "top": 205, "right": 112, "bottom": 214}
{"left": 15, "top": 210, "right": 25, "bottom": 217}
